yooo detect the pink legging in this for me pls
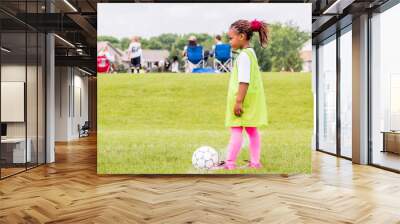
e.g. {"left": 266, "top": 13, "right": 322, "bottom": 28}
{"left": 225, "top": 127, "right": 261, "bottom": 167}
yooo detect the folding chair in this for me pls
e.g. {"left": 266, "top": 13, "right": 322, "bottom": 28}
{"left": 78, "top": 121, "right": 90, "bottom": 138}
{"left": 185, "top": 45, "right": 204, "bottom": 73}
{"left": 213, "top": 44, "right": 232, "bottom": 73}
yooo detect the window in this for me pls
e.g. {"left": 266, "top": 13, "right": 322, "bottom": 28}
{"left": 318, "top": 35, "right": 337, "bottom": 154}
{"left": 370, "top": 3, "right": 400, "bottom": 171}
{"left": 0, "top": 1, "right": 46, "bottom": 179}
{"left": 339, "top": 27, "right": 352, "bottom": 158}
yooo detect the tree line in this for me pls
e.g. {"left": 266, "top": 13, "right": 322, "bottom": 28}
{"left": 98, "top": 22, "right": 310, "bottom": 72}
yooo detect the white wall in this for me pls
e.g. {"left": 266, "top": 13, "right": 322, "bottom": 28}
{"left": 1, "top": 63, "right": 46, "bottom": 164}
{"left": 1, "top": 65, "right": 25, "bottom": 125}
{"left": 1, "top": 65, "right": 26, "bottom": 81}
{"left": 1, "top": 65, "right": 26, "bottom": 139}
{"left": 1, "top": 65, "right": 42, "bottom": 138}
{"left": 74, "top": 72, "right": 89, "bottom": 134}
{"left": 55, "top": 66, "right": 70, "bottom": 141}
{"left": 1, "top": 82, "right": 25, "bottom": 122}
{"left": 54, "top": 67, "right": 89, "bottom": 141}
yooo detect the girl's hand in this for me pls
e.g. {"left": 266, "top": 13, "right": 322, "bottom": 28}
{"left": 234, "top": 83, "right": 249, "bottom": 117}
{"left": 234, "top": 102, "right": 243, "bottom": 117}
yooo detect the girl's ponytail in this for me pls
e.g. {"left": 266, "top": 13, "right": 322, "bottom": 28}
{"left": 250, "top": 19, "right": 269, "bottom": 48}
{"left": 231, "top": 19, "right": 269, "bottom": 48}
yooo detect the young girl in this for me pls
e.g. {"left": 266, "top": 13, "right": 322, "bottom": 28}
{"left": 223, "top": 19, "right": 269, "bottom": 170}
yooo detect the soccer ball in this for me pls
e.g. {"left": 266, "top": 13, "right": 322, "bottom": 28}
{"left": 192, "top": 146, "right": 219, "bottom": 170}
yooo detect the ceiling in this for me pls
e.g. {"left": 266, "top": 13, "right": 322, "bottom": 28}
{"left": 310, "top": 0, "right": 390, "bottom": 43}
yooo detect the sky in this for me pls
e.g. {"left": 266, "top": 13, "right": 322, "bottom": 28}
{"left": 98, "top": 3, "right": 312, "bottom": 50}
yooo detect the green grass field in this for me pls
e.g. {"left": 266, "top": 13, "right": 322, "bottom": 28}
{"left": 98, "top": 72, "right": 313, "bottom": 174}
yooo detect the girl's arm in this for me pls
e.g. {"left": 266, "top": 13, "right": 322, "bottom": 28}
{"left": 234, "top": 82, "right": 249, "bottom": 116}
{"left": 234, "top": 51, "right": 251, "bottom": 117}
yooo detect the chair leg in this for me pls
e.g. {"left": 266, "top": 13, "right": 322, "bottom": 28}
{"left": 214, "top": 60, "right": 221, "bottom": 73}
{"left": 223, "top": 61, "right": 231, "bottom": 72}
{"left": 221, "top": 64, "right": 228, "bottom": 73}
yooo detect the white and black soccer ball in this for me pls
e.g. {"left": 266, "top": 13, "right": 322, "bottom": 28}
{"left": 192, "top": 146, "right": 219, "bottom": 170}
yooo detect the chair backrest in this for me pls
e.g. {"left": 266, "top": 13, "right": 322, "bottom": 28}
{"left": 215, "top": 44, "right": 231, "bottom": 62}
{"left": 187, "top": 45, "right": 203, "bottom": 64}
{"left": 81, "top": 121, "right": 90, "bottom": 129}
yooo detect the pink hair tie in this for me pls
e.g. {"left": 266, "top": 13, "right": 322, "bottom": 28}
{"left": 250, "top": 19, "right": 262, "bottom": 31}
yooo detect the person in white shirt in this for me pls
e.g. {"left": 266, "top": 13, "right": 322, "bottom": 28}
{"left": 127, "top": 36, "right": 142, "bottom": 74}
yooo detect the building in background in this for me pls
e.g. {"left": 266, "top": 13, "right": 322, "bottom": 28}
{"left": 122, "top": 49, "right": 169, "bottom": 72}
{"left": 300, "top": 50, "right": 312, "bottom": 72}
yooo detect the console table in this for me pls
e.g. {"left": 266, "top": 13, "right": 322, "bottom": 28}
{"left": 381, "top": 131, "right": 400, "bottom": 154}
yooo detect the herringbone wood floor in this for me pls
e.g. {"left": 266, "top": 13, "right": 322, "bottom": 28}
{"left": 1, "top": 135, "right": 400, "bottom": 224}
